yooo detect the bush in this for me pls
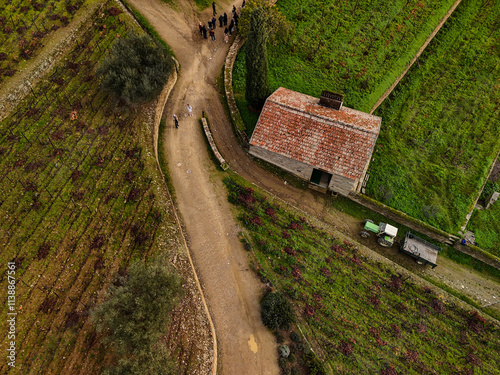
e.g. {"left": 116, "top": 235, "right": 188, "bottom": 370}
{"left": 278, "top": 357, "right": 288, "bottom": 369}
{"left": 260, "top": 291, "right": 296, "bottom": 330}
{"left": 97, "top": 33, "right": 174, "bottom": 105}
{"left": 290, "top": 331, "right": 301, "bottom": 342}
{"left": 91, "top": 255, "right": 184, "bottom": 355}
{"left": 279, "top": 345, "right": 290, "bottom": 358}
{"left": 304, "top": 352, "right": 327, "bottom": 375}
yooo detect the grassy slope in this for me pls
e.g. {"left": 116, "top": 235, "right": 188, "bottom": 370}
{"left": 0, "top": 3, "right": 201, "bottom": 374}
{"left": 367, "top": 0, "right": 500, "bottom": 233}
{"left": 224, "top": 174, "right": 500, "bottom": 374}
{"left": 232, "top": 0, "right": 456, "bottom": 126}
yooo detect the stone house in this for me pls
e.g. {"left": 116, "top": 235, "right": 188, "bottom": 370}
{"left": 249, "top": 87, "right": 382, "bottom": 196}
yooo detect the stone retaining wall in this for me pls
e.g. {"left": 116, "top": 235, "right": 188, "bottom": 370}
{"left": 224, "top": 35, "right": 249, "bottom": 146}
{"left": 201, "top": 118, "right": 228, "bottom": 170}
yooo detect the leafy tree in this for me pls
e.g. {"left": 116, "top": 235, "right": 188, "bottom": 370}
{"left": 245, "top": 7, "right": 271, "bottom": 110}
{"left": 91, "top": 255, "right": 184, "bottom": 356}
{"left": 260, "top": 291, "right": 296, "bottom": 330}
{"left": 97, "top": 33, "right": 174, "bottom": 105}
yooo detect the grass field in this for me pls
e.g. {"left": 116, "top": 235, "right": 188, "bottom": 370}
{"left": 232, "top": 0, "right": 457, "bottom": 134}
{"left": 224, "top": 174, "right": 500, "bottom": 374}
{"left": 367, "top": 0, "right": 500, "bottom": 233}
{"left": 0, "top": 2, "right": 209, "bottom": 373}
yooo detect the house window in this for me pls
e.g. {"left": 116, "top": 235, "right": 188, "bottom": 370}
{"left": 310, "top": 169, "right": 332, "bottom": 188}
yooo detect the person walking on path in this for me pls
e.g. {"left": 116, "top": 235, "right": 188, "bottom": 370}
{"left": 212, "top": 1, "right": 217, "bottom": 16}
{"left": 209, "top": 29, "right": 216, "bottom": 41}
{"left": 223, "top": 12, "right": 228, "bottom": 26}
{"left": 187, "top": 104, "right": 193, "bottom": 116}
{"left": 202, "top": 24, "right": 207, "bottom": 39}
{"left": 228, "top": 19, "right": 234, "bottom": 35}
{"left": 218, "top": 14, "right": 224, "bottom": 28}
{"left": 224, "top": 32, "right": 229, "bottom": 43}
{"left": 173, "top": 114, "right": 179, "bottom": 129}
{"left": 198, "top": 22, "right": 203, "bottom": 36}
{"left": 212, "top": 16, "right": 217, "bottom": 29}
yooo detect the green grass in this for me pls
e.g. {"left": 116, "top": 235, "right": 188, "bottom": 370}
{"left": 468, "top": 204, "right": 500, "bottom": 257}
{"left": 367, "top": 0, "right": 500, "bottom": 234}
{"left": 192, "top": 0, "right": 212, "bottom": 11}
{"left": 232, "top": 0, "right": 456, "bottom": 116}
{"left": 223, "top": 174, "right": 500, "bottom": 374}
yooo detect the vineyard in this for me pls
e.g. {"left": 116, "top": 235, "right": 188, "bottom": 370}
{"left": 0, "top": 2, "right": 210, "bottom": 374}
{"left": 367, "top": 0, "right": 500, "bottom": 233}
{"left": 224, "top": 175, "right": 500, "bottom": 374}
{"left": 0, "top": 0, "right": 87, "bottom": 84}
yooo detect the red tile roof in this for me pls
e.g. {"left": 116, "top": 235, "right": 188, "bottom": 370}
{"left": 250, "top": 87, "right": 381, "bottom": 180}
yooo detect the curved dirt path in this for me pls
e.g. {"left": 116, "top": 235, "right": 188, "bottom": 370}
{"left": 127, "top": 0, "right": 279, "bottom": 374}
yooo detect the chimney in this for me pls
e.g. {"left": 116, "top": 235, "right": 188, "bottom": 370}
{"left": 319, "top": 90, "right": 344, "bottom": 110}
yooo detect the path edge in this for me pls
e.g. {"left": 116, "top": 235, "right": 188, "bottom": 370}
{"left": 153, "top": 61, "right": 219, "bottom": 375}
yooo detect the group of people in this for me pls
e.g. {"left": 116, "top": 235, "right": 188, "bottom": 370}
{"left": 173, "top": 105, "right": 193, "bottom": 129}
{"left": 198, "top": 2, "right": 244, "bottom": 43}
{"left": 174, "top": 2, "right": 246, "bottom": 128}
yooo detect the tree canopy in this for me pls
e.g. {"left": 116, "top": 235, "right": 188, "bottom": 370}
{"left": 91, "top": 254, "right": 184, "bottom": 365}
{"left": 260, "top": 291, "right": 296, "bottom": 330}
{"left": 239, "top": 0, "right": 293, "bottom": 45}
{"left": 97, "top": 33, "right": 174, "bottom": 105}
{"left": 245, "top": 7, "right": 271, "bottom": 110}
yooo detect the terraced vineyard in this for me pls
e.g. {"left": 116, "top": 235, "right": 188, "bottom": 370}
{"left": 0, "top": 2, "right": 210, "bottom": 374}
{"left": 0, "top": 0, "right": 86, "bottom": 84}
{"left": 224, "top": 175, "right": 500, "bottom": 375}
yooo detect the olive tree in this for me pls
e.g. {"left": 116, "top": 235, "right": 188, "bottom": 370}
{"left": 97, "top": 33, "right": 174, "bottom": 105}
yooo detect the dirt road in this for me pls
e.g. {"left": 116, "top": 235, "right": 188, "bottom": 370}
{"left": 127, "top": 0, "right": 279, "bottom": 373}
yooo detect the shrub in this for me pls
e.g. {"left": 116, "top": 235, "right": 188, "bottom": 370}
{"left": 97, "top": 33, "right": 174, "bottom": 105}
{"left": 290, "top": 331, "right": 301, "bottom": 342}
{"left": 261, "top": 291, "right": 296, "bottom": 330}
{"left": 304, "top": 352, "right": 326, "bottom": 375}
{"left": 91, "top": 255, "right": 184, "bottom": 355}
{"left": 279, "top": 345, "right": 290, "bottom": 358}
{"left": 278, "top": 357, "right": 288, "bottom": 369}
{"left": 275, "top": 330, "right": 285, "bottom": 344}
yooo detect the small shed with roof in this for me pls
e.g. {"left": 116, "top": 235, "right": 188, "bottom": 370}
{"left": 249, "top": 87, "right": 382, "bottom": 196}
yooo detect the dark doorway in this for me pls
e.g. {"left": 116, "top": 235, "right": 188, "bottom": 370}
{"left": 310, "top": 169, "right": 332, "bottom": 188}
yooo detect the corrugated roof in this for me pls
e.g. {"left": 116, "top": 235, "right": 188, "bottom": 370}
{"left": 249, "top": 87, "right": 381, "bottom": 180}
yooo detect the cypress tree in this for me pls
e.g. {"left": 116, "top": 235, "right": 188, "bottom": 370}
{"left": 245, "top": 7, "right": 270, "bottom": 110}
